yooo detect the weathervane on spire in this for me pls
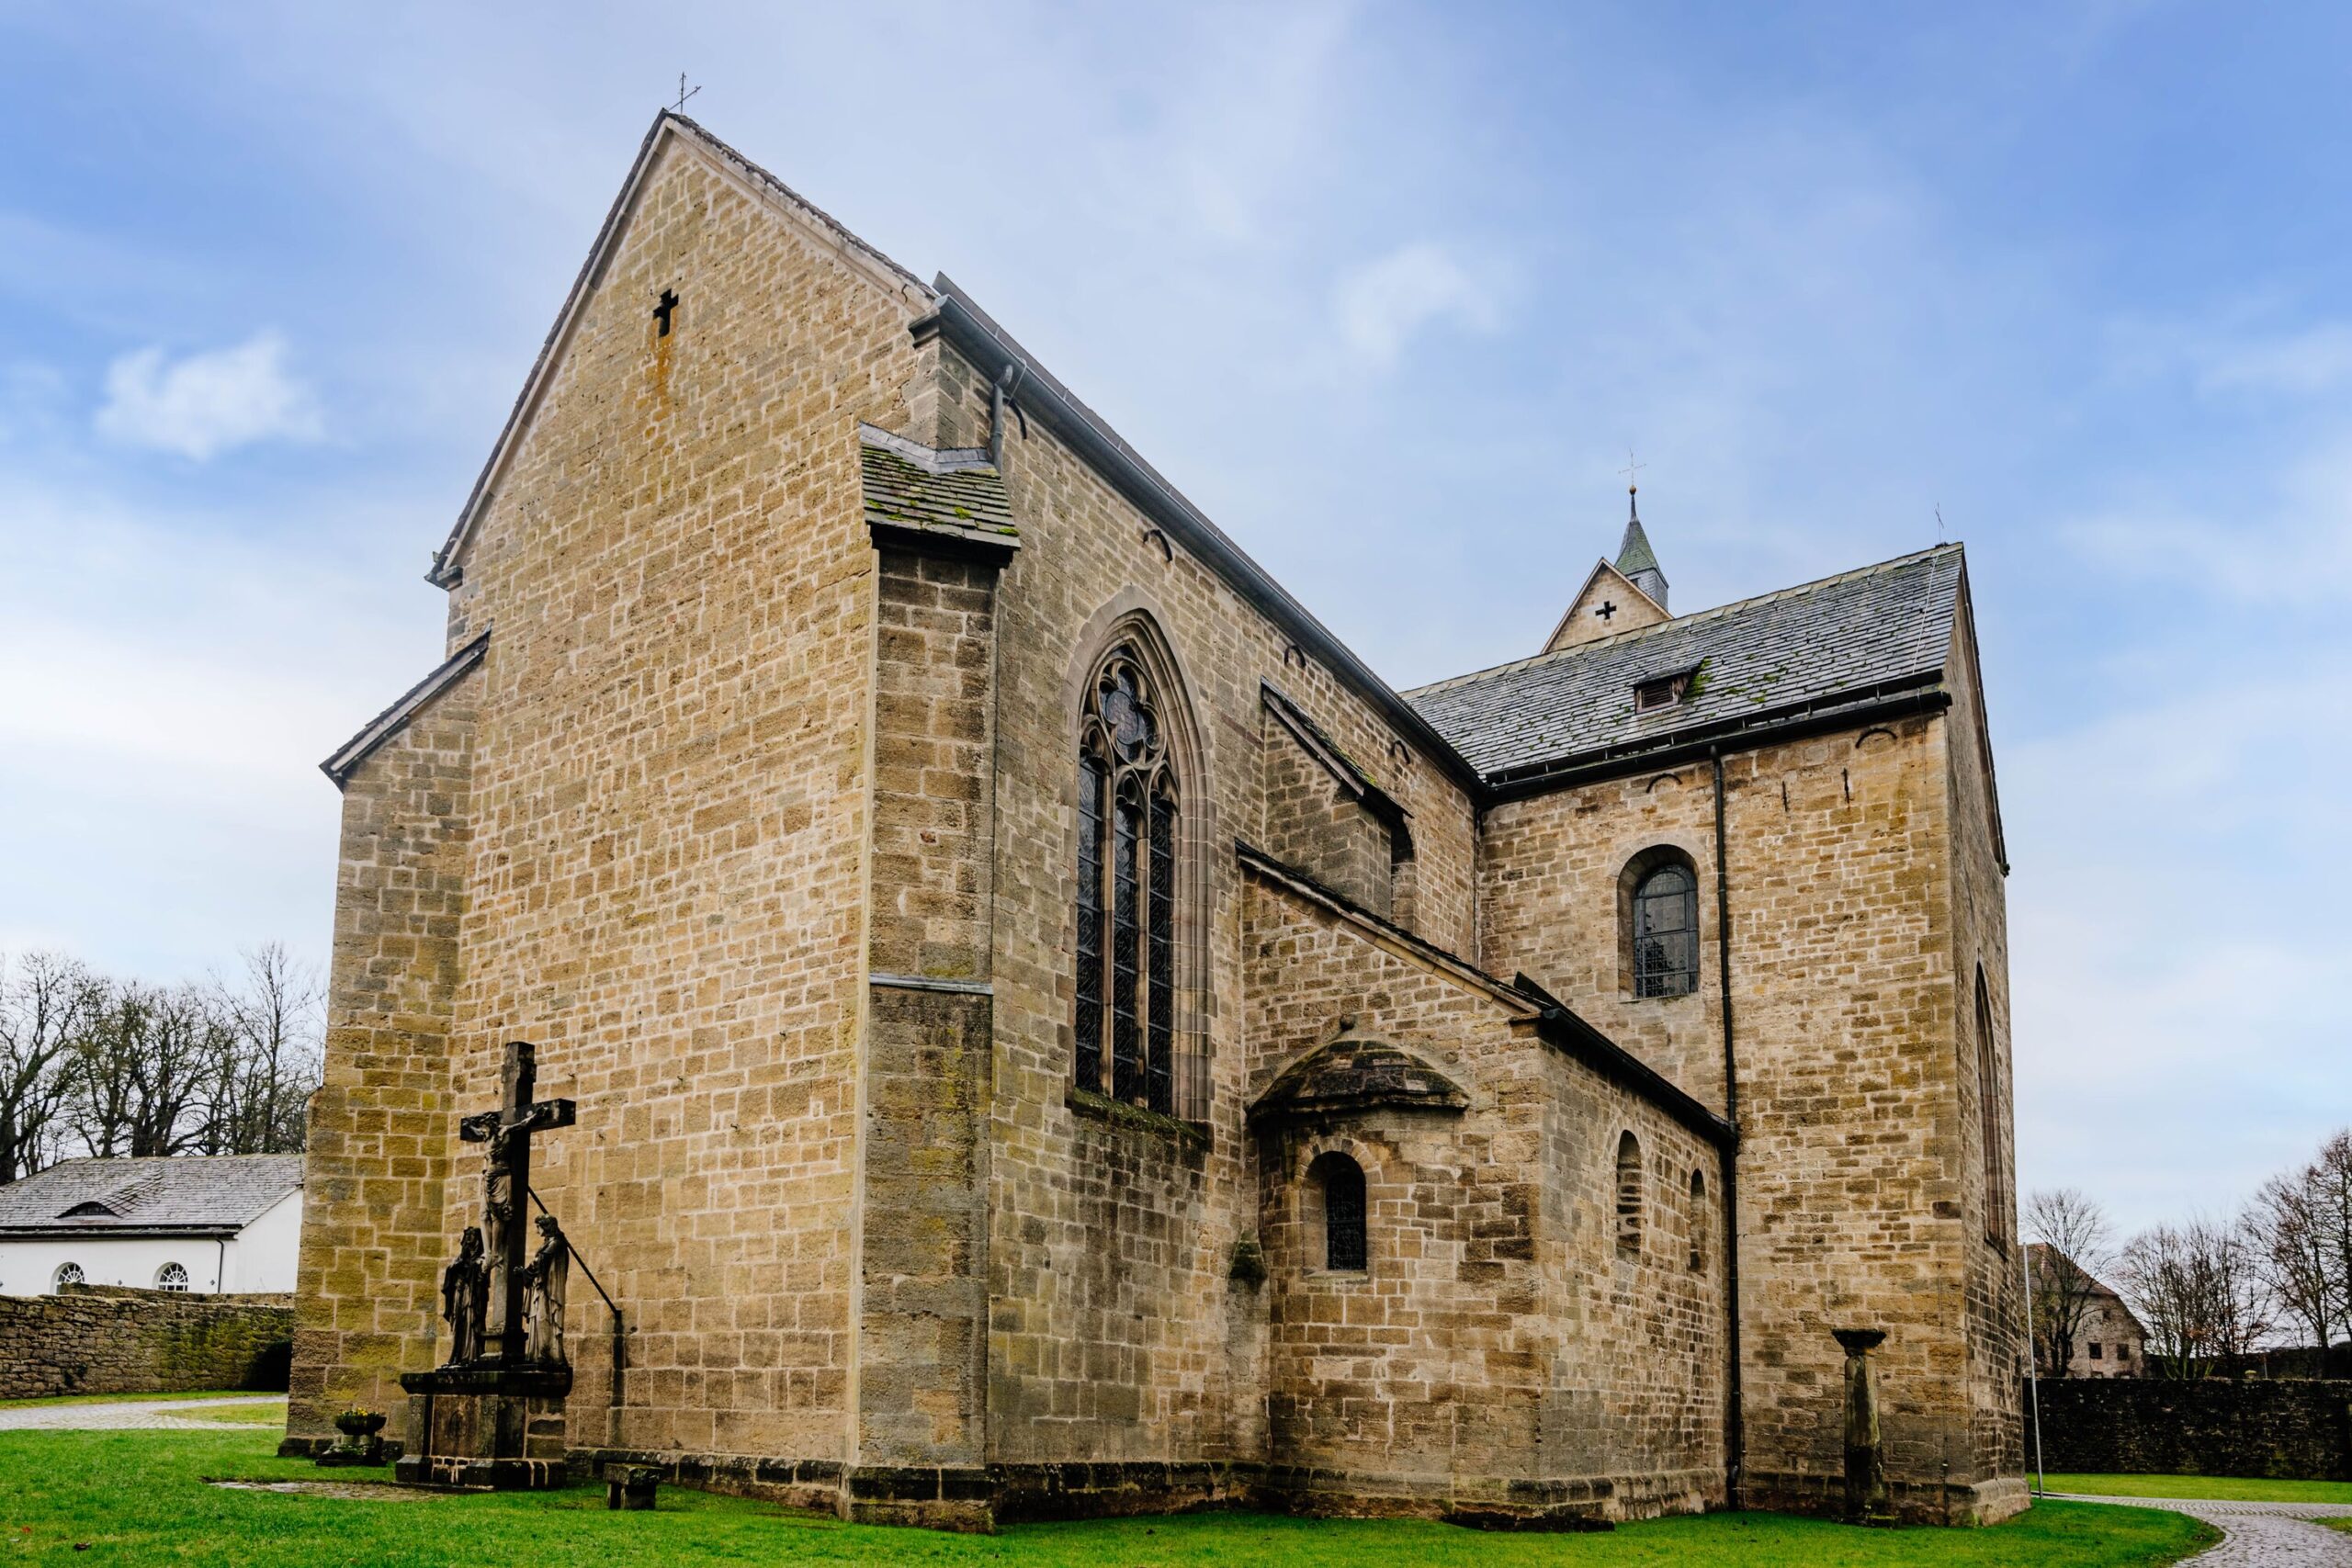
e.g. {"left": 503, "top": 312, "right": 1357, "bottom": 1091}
{"left": 1620, "top": 448, "right": 1645, "bottom": 518}
{"left": 674, "top": 73, "right": 702, "bottom": 114}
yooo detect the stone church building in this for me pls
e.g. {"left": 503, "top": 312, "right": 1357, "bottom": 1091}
{"left": 284, "top": 114, "right": 2025, "bottom": 1528}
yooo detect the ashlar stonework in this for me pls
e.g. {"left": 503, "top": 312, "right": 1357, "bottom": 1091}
{"left": 284, "top": 112, "right": 2024, "bottom": 1529}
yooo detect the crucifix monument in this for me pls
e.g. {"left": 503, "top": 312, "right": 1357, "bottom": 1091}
{"left": 395, "top": 1040, "right": 582, "bottom": 1490}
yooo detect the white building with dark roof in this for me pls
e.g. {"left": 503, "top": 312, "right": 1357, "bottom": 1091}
{"left": 0, "top": 1155, "right": 303, "bottom": 1296}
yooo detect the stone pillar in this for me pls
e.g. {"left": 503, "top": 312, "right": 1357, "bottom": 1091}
{"left": 850, "top": 541, "right": 1007, "bottom": 1529}
{"left": 1833, "top": 1328, "right": 1893, "bottom": 1526}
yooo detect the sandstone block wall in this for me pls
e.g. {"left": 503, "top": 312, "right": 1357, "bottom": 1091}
{"left": 1477, "top": 706, "right": 2021, "bottom": 1522}
{"left": 3, "top": 1285, "right": 293, "bottom": 1399}
{"left": 1243, "top": 868, "right": 1726, "bottom": 1520}
{"left": 2036, "top": 1380, "right": 2352, "bottom": 1481}
{"left": 423, "top": 138, "right": 931, "bottom": 1467}
{"left": 918, "top": 335, "right": 1492, "bottom": 1481}
{"left": 286, "top": 667, "right": 479, "bottom": 1448}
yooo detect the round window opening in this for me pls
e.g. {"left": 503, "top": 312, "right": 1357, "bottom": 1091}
{"left": 155, "top": 1262, "right": 190, "bottom": 1292}
{"left": 52, "top": 1262, "right": 85, "bottom": 1292}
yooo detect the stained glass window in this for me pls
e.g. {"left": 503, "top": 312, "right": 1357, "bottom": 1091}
{"left": 1074, "top": 648, "right": 1184, "bottom": 1115}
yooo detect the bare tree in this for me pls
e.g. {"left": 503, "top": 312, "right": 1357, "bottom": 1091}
{"left": 0, "top": 953, "right": 101, "bottom": 1181}
{"left": 2249, "top": 1161, "right": 2337, "bottom": 1362}
{"left": 2026, "top": 1188, "right": 2114, "bottom": 1376}
{"left": 67, "top": 981, "right": 226, "bottom": 1159}
{"left": 2318, "top": 1132, "right": 2352, "bottom": 1370}
{"left": 2118, "top": 1214, "right": 2269, "bottom": 1376}
{"left": 201, "top": 944, "right": 322, "bottom": 1155}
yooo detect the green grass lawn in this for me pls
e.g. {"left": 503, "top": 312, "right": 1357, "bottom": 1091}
{"left": 0, "top": 1429, "right": 2217, "bottom": 1567}
{"left": 2041, "top": 1472, "right": 2352, "bottom": 1506}
{"left": 0, "top": 1388, "right": 266, "bottom": 1410}
{"left": 169, "top": 1399, "right": 289, "bottom": 1427}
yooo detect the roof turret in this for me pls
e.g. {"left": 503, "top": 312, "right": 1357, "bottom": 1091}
{"left": 1616, "top": 490, "right": 1668, "bottom": 610}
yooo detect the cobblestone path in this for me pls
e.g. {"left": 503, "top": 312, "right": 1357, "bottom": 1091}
{"left": 2055, "top": 1494, "right": 2352, "bottom": 1566}
{"left": 0, "top": 1394, "right": 283, "bottom": 1431}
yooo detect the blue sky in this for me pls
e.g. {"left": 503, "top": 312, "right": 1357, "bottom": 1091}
{"left": 2, "top": 2, "right": 2344, "bottom": 1235}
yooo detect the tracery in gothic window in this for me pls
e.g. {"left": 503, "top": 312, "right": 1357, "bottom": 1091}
{"left": 1076, "top": 650, "right": 1182, "bottom": 1116}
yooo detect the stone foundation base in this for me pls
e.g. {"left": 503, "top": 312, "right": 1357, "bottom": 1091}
{"left": 1742, "top": 1467, "right": 2030, "bottom": 1526}
{"left": 567, "top": 1450, "right": 1728, "bottom": 1532}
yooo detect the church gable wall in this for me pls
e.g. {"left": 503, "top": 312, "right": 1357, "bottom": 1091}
{"left": 1241, "top": 873, "right": 1725, "bottom": 1520}
{"left": 902, "top": 341, "right": 1483, "bottom": 1472}
{"left": 412, "top": 140, "right": 930, "bottom": 1465}
{"left": 1476, "top": 710, "right": 2010, "bottom": 1521}
{"left": 1941, "top": 604, "right": 2026, "bottom": 1496}
{"left": 287, "top": 667, "right": 480, "bottom": 1449}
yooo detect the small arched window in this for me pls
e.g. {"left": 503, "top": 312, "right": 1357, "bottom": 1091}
{"left": 155, "top": 1262, "right": 189, "bottom": 1292}
{"left": 1075, "top": 649, "right": 1182, "bottom": 1115}
{"left": 1687, "top": 1169, "right": 1708, "bottom": 1272}
{"left": 52, "top": 1262, "right": 85, "bottom": 1292}
{"left": 1626, "top": 854, "right": 1699, "bottom": 998}
{"left": 1615, "top": 1132, "right": 1644, "bottom": 1259}
{"left": 1312, "top": 1152, "right": 1368, "bottom": 1272}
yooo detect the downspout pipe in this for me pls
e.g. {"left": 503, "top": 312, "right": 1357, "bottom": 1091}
{"left": 1713, "top": 745, "right": 1747, "bottom": 1509}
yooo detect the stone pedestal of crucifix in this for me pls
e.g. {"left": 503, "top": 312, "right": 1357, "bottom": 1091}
{"left": 395, "top": 1040, "right": 579, "bottom": 1490}
{"left": 1832, "top": 1327, "right": 1894, "bottom": 1526}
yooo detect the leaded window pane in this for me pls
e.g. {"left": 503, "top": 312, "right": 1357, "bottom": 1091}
{"left": 1112, "top": 796, "right": 1142, "bottom": 1103}
{"left": 1634, "top": 863, "right": 1698, "bottom": 998}
{"left": 1075, "top": 757, "right": 1105, "bottom": 1093}
{"left": 1148, "top": 798, "right": 1175, "bottom": 1116}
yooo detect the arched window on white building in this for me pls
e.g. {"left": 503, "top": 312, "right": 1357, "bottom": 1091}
{"left": 51, "top": 1262, "right": 85, "bottom": 1292}
{"left": 155, "top": 1261, "right": 190, "bottom": 1292}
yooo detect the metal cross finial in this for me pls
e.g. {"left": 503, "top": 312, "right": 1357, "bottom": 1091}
{"left": 674, "top": 73, "right": 701, "bottom": 113}
{"left": 1620, "top": 448, "right": 1646, "bottom": 494}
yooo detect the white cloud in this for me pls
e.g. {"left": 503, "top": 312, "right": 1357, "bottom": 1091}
{"left": 1332, "top": 242, "right": 1498, "bottom": 367}
{"left": 95, "top": 332, "right": 322, "bottom": 459}
{"left": 2060, "top": 438, "right": 2352, "bottom": 606}
{"left": 2198, "top": 321, "right": 2352, "bottom": 396}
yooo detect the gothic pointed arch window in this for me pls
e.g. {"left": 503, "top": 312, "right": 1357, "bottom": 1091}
{"left": 1075, "top": 644, "right": 1195, "bottom": 1117}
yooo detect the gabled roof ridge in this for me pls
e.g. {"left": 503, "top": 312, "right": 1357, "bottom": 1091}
{"left": 425, "top": 112, "right": 934, "bottom": 588}
{"left": 1408, "top": 542, "right": 1962, "bottom": 699}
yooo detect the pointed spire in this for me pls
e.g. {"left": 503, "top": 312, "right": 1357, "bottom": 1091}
{"left": 1616, "top": 483, "right": 1668, "bottom": 611}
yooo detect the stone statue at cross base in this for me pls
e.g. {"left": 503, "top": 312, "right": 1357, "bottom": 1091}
{"left": 522, "top": 1213, "right": 571, "bottom": 1366}
{"left": 440, "top": 1226, "right": 486, "bottom": 1365}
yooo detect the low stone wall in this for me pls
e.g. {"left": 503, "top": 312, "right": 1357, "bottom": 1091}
{"left": 0, "top": 1285, "right": 294, "bottom": 1400}
{"left": 2034, "top": 1379, "right": 2352, "bottom": 1481}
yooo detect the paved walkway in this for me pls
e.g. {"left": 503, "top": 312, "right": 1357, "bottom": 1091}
{"left": 0, "top": 1394, "right": 284, "bottom": 1431}
{"left": 2052, "top": 1493, "right": 2352, "bottom": 1566}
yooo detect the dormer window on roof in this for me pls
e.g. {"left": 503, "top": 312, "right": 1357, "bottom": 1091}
{"left": 1634, "top": 668, "right": 1698, "bottom": 712}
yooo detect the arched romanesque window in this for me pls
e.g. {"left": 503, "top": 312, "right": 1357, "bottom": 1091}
{"left": 1615, "top": 1132, "right": 1644, "bottom": 1258}
{"left": 1631, "top": 858, "right": 1699, "bottom": 998}
{"left": 1976, "top": 964, "right": 2007, "bottom": 1245}
{"left": 1312, "top": 1151, "right": 1367, "bottom": 1272}
{"left": 1075, "top": 648, "right": 1182, "bottom": 1116}
{"left": 155, "top": 1262, "right": 189, "bottom": 1292}
{"left": 51, "top": 1262, "right": 84, "bottom": 1292}
{"left": 1687, "top": 1168, "right": 1708, "bottom": 1272}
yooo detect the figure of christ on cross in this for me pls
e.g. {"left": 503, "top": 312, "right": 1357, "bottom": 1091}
{"left": 457, "top": 1041, "right": 575, "bottom": 1367}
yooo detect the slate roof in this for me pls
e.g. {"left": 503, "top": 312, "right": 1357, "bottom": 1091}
{"left": 1250, "top": 1036, "right": 1469, "bottom": 1123}
{"left": 1409, "top": 545, "right": 1964, "bottom": 781}
{"left": 0, "top": 1156, "right": 302, "bottom": 1235}
{"left": 856, "top": 424, "right": 1021, "bottom": 557}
